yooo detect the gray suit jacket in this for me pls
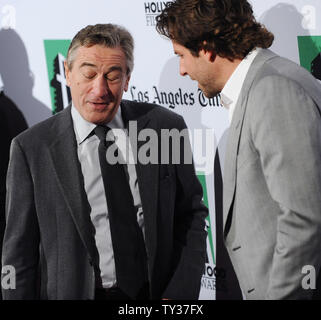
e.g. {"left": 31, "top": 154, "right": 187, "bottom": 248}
{"left": 223, "top": 49, "right": 321, "bottom": 299}
{"left": 2, "top": 100, "right": 208, "bottom": 300}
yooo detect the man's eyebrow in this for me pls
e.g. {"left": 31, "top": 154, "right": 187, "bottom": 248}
{"left": 79, "top": 62, "right": 97, "bottom": 69}
{"left": 106, "top": 66, "right": 123, "bottom": 73}
{"left": 79, "top": 63, "right": 123, "bottom": 73}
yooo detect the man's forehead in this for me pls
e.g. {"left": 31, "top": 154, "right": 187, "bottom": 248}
{"left": 75, "top": 45, "right": 126, "bottom": 65}
{"left": 172, "top": 41, "right": 185, "bottom": 53}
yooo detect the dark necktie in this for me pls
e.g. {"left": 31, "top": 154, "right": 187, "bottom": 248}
{"left": 94, "top": 125, "right": 148, "bottom": 299}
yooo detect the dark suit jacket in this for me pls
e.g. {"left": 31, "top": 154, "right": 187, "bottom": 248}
{"left": 0, "top": 92, "right": 28, "bottom": 280}
{"left": 2, "top": 100, "right": 208, "bottom": 300}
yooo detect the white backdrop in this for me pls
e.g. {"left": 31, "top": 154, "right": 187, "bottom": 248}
{"left": 1, "top": 0, "right": 320, "bottom": 299}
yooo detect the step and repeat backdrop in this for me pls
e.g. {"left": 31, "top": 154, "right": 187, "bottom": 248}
{"left": 0, "top": 0, "right": 320, "bottom": 299}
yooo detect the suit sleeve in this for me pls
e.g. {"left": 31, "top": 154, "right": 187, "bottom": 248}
{"left": 2, "top": 138, "right": 40, "bottom": 299}
{"left": 162, "top": 115, "right": 208, "bottom": 299}
{"left": 249, "top": 75, "right": 321, "bottom": 299}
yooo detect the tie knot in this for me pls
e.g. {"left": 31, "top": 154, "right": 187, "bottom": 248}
{"left": 94, "top": 125, "right": 110, "bottom": 142}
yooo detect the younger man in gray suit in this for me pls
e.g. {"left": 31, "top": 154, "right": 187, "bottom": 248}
{"left": 157, "top": 0, "right": 321, "bottom": 299}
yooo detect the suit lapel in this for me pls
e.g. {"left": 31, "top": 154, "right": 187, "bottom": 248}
{"left": 223, "top": 49, "right": 277, "bottom": 237}
{"left": 121, "top": 101, "right": 159, "bottom": 272}
{"left": 48, "top": 107, "right": 99, "bottom": 265}
{"left": 49, "top": 102, "right": 162, "bottom": 273}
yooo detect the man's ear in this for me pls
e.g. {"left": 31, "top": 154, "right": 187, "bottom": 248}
{"left": 200, "top": 40, "right": 216, "bottom": 62}
{"left": 200, "top": 48, "right": 216, "bottom": 62}
{"left": 64, "top": 60, "right": 71, "bottom": 87}
{"left": 124, "top": 74, "right": 131, "bottom": 92}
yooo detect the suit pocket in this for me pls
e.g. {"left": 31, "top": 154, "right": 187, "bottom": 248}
{"left": 237, "top": 142, "right": 259, "bottom": 171}
{"left": 159, "top": 175, "right": 174, "bottom": 204}
{"left": 158, "top": 175, "right": 175, "bottom": 222}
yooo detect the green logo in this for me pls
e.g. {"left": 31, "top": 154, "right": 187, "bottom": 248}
{"left": 44, "top": 40, "right": 71, "bottom": 113}
{"left": 297, "top": 36, "right": 321, "bottom": 80}
{"left": 197, "top": 172, "right": 215, "bottom": 265}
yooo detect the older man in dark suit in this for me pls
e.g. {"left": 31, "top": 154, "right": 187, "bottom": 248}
{"left": 2, "top": 24, "right": 207, "bottom": 300}
{"left": 0, "top": 91, "right": 28, "bottom": 300}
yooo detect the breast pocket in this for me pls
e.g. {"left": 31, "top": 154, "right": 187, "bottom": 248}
{"left": 237, "top": 140, "right": 259, "bottom": 171}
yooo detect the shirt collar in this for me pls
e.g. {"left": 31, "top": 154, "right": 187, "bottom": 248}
{"left": 71, "top": 103, "right": 124, "bottom": 145}
{"left": 221, "top": 48, "right": 261, "bottom": 110}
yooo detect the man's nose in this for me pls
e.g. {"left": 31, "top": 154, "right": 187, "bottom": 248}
{"left": 179, "top": 59, "right": 187, "bottom": 76}
{"left": 92, "top": 75, "right": 109, "bottom": 97}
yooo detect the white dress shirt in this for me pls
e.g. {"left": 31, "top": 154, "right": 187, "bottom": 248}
{"left": 220, "top": 48, "right": 260, "bottom": 123}
{"left": 71, "top": 104, "right": 144, "bottom": 289}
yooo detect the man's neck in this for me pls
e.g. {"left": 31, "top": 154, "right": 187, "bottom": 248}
{"left": 217, "top": 56, "right": 243, "bottom": 89}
